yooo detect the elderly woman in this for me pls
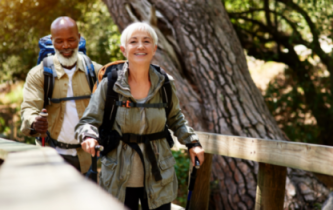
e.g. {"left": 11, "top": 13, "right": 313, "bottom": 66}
{"left": 75, "top": 22, "right": 204, "bottom": 210}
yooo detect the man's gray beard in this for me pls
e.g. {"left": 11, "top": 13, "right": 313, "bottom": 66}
{"left": 54, "top": 46, "right": 79, "bottom": 67}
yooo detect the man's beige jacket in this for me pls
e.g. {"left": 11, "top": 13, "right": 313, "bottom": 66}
{"left": 20, "top": 55, "right": 102, "bottom": 173}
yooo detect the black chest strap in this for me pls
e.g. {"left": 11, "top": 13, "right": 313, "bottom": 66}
{"left": 122, "top": 128, "right": 168, "bottom": 144}
{"left": 115, "top": 100, "right": 167, "bottom": 108}
{"left": 48, "top": 95, "right": 91, "bottom": 104}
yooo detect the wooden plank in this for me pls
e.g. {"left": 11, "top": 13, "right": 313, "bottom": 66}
{"left": 0, "top": 139, "right": 126, "bottom": 210}
{"left": 0, "top": 138, "right": 38, "bottom": 150}
{"left": 173, "top": 132, "right": 333, "bottom": 175}
{"left": 0, "top": 138, "right": 38, "bottom": 160}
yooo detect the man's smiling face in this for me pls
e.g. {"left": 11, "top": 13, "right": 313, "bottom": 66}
{"left": 51, "top": 17, "right": 80, "bottom": 67}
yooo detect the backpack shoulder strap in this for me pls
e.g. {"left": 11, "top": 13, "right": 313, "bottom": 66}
{"left": 151, "top": 64, "right": 172, "bottom": 117}
{"left": 101, "top": 64, "right": 122, "bottom": 132}
{"left": 92, "top": 60, "right": 126, "bottom": 93}
{"left": 42, "top": 56, "right": 57, "bottom": 108}
{"left": 151, "top": 64, "right": 174, "bottom": 148}
{"left": 80, "top": 54, "right": 96, "bottom": 92}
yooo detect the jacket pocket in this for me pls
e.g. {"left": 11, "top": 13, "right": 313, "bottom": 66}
{"left": 159, "top": 155, "right": 176, "bottom": 186}
{"left": 100, "top": 156, "right": 117, "bottom": 189}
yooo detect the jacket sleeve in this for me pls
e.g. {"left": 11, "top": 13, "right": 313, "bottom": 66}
{"left": 74, "top": 78, "right": 108, "bottom": 142}
{"left": 92, "top": 61, "right": 103, "bottom": 77}
{"left": 20, "top": 64, "right": 44, "bottom": 137}
{"left": 166, "top": 77, "right": 200, "bottom": 145}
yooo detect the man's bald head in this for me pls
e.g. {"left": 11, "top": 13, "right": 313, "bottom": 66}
{"left": 51, "top": 16, "right": 79, "bottom": 35}
{"left": 50, "top": 17, "right": 80, "bottom": 63}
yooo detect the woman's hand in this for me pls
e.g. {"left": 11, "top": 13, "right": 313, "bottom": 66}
{"left": 81, "top": 138, "right": 99, "bottom": 157}
{"left": 189, "top": 146, "right": 205, "bottom": 167}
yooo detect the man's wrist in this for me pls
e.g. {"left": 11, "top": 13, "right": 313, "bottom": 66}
{"left": 29, "top": 123, "right": 37, "bottom": 135}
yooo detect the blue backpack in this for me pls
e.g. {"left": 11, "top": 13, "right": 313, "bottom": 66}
{"left": 37, "top": 35, "right": 96, "bottom": 108}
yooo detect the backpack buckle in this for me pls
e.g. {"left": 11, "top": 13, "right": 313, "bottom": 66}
{"left": 122, "top": 100, "right": 131, "bottom": 108}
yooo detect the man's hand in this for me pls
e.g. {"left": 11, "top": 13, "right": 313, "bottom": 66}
{"left": 81, "top": 138, "right": 99, "bottom": 157}
{"left": 32, "top": 109, "right": 48, "bottom": 134}
{"left": 189, "top": 146, "right": 205, "bottom": 167}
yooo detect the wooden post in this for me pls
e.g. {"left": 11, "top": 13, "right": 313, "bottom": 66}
{"left": 188, "top": 153, "right": 213, "bottom": 210}
{"left": 255, "top": 163, "right": 287, "bottom": 210}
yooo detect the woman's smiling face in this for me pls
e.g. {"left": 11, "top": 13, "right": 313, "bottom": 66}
{"left": 121, "top": 30, "right": 157, "bottom": 64}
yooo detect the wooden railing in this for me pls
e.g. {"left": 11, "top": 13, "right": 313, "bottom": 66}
{"left": 173, "top": 132, "right": 333, "bottom": 210}
{"left": 175, "top": 132, "right": 333, "bottom": 175}
{"left": 1, "top": 132, "right": 332, "bottom": 210}
{"left": 0, "top": 138, "right": 126, "bottom": 210}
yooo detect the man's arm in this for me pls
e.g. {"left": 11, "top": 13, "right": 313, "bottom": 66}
{"left": 20, "top": 64, "right": 46, "bottom": 137}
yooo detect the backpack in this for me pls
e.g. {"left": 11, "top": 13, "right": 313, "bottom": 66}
{"left": 37, "top": 35, "right": 96, "bottom": 108}
{"left": 94, "top": 61, "right": 174, "bottom": 155}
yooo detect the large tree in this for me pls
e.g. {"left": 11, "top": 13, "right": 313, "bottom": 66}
{"left": 102, "top": 0, "right": 329, "bottom": 209}
{"left": 225, "top": 0, "right": 333, "bottom": 146}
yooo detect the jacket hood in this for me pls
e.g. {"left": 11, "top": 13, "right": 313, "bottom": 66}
{"left": 113, "top": 62, "right": 166, "bottom": 102}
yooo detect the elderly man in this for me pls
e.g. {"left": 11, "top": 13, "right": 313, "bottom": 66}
{"left": 20, "top": 16, "right": 102, "bottom": 174}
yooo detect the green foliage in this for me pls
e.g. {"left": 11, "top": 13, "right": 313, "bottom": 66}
{"left": 224, "top": 0, "right": 333, "bottom": 37}
{"left": 0, "top": 116, "right": 8, "bottom": 139}
{"left": 263, "top": 69, "right": 320, "bottom": 143}
{"left": 0, "top": 0, "right": 124, "bottom": 82}
{"left": 3, "top": 85, "right": 23, "bottom": 104}
{"left": 0, "top": 82, "right": 33, "bottom": 142}
{"left": 172, "top": 150, "right": 190, "bottom": 207}
{"left": 0, "top": 0, "right": 88, "bottom": 82}
{"left": 224, "top": 0, "right": 333, "bottom": 145}
{"left": 77, "top": 1, "right": 125, "bottom": 65}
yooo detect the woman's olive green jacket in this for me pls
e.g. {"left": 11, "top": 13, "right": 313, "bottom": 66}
{"left": 75, "top": 63, "right": 199, "bottom": 209}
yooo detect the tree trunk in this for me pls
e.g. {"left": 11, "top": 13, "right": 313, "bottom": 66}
{"left": 102, "top": 0, "right": 329, "bottom": 209}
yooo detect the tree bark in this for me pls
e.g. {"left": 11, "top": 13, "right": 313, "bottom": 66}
{"left": 102, "top": 0, "right": 327, "bottom": 209}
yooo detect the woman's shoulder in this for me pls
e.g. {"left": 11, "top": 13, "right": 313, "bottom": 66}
{"left": 150, "top": 64, "right": 175, "bottom": 82}
{"left": 97, "top": 77, "right": 109, "bottom": 91}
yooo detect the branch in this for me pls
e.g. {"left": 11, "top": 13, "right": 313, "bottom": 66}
{"left": 228, "top": 8, "right": 265, "bottom": 16}
{"left": 264, "top": 0, "right": 273, "bottom": 27}
{"left": 229, "top": 9, "right": 309, "bottom": 47}
{"left": 232, "top": 22, "right": 331, "bottom": 130}
{"left": 276, "top": 0, "right": 328, "bottom": 64}
{"left": 233, "top": 16, "right": 308, "bottom": 47}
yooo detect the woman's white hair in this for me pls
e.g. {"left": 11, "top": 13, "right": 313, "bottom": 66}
{"left": 120, "top": 22, "right": 158, "bottom": 48}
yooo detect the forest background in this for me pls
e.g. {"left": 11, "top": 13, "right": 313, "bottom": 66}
{"left": 1, "top": 0, "right": 333, "bottom": 208}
